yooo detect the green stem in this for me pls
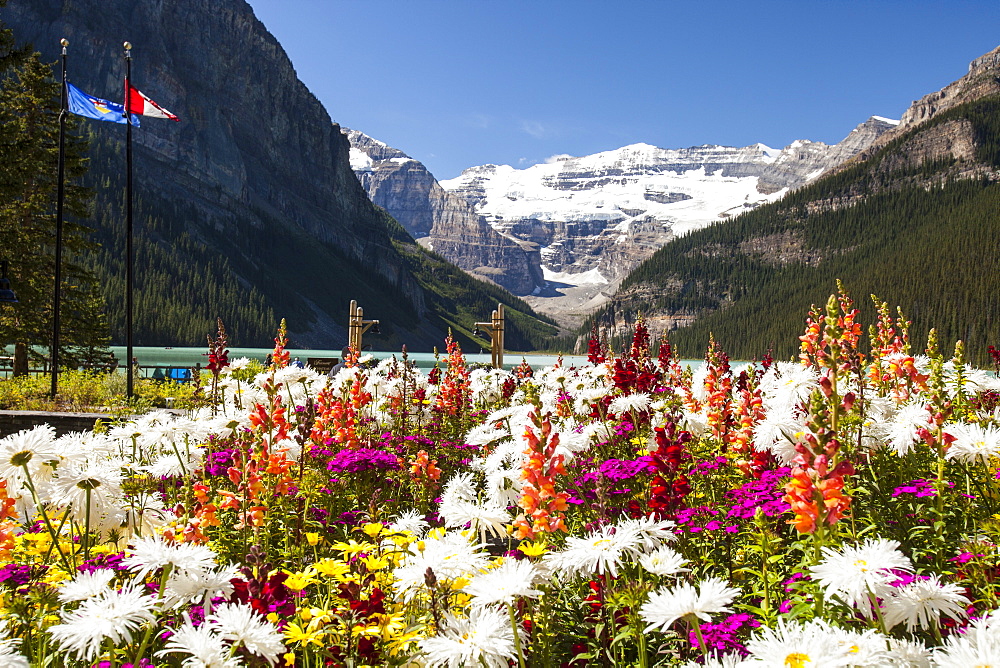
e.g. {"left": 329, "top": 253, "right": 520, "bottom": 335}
{"left": 84, "top": 486, "right": 92, "bottom": 561}
{"left": 41, "top": 506, "right": 72, "bottom": 565}
{"left": 132, "top": 563, "right": 172, "bottom": 664}
{"left": 688, "top": 614, "right": 709, "bottom": 657}
{"left": 867, "top": 588, "right": 888, "bottom": 634}
{"left": 20, "top": 465, "right": 74, "bottom": 572}
{"left": 507, "top": 602, "right": 527, "bottom": 668}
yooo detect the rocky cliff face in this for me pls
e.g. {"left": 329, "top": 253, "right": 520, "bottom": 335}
{"left": 439, "top": 120, "right": 893, "bottom": 324}
{"left": 866, "top": 45, "right": 1000, "bottom": 152}
{"left": 3, "top": 0, "right": 437, "bottom": 345}
{"left": 345, "top": 129, "right": 544, "bottom": 295}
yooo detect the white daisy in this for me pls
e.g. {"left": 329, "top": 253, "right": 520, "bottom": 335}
{"left": 640, "top": 576, "right": 739, "bottom": 632}
{"left": 810, "top": 538, "right": 912, "bottom": 618}
{"left": 439, "top": 498, "right": 511, "bottom": 539}
{"left": 556, "top": 422, "right": 605, "bottom": 455}
{"left": 419, "top": 606, "right": 518, "bottom": 668}
{"left": 0, "top": 623, "right": 27, "bottom": 668}
{"left": 759, "top": 362, "right": 819, "bottom": 410}
{"left": 608, "top": 392, "right": 652, "bottom": 414}
{"left": 390, "top": 509, "right": 429, "bottom": 538}
{"left": 543, "top": 525, "right": 631, "bottom": 578}
{"left": 156, "top": 614, "right": 239, "bottom": 668}
{"left": 0, "top": 425, "right": 61, "bottom": 487}
{"left": 48, "top": 582, "right": 158, "bottom": 661}
{"left": 123, "top": 534, "right": 218, "bottom": 580}
{"left": 884, "top": 402, "right": 931, "bottom": 456}
{"left": 393, "top": 530, "right": 489, "bottom": 599}
{"left": 933, "top": 610, "right": 1000, "bottom": 666}
{"left": 49, "top": 459, "right": 123, "bottom": 524}
{"left": 882, "top": 574, "right": 969, "bottom": 632}
{"left": 753, "top": 405, "right": 807, "bottom": 464}
{"left": 829, "top": 626, "right": 892, "bottom": 666}
{"left": 742, "top": 618, "right": 855, "bottom": 667}
{"left": 162, "top": 563, "right": 241, "bottom": 609}
{"left": 122, "top": 492, "right": 172, "bottom": 538}
{"left": 209, "top": 602, "right": 285, "bottom": 666}
{"left": 614, "top": 516, "right": 678, "bottom": 555}
{"left": 886, "top": 637, "right": 932, "bottom": 667}
{"left": 56, "top": 569, "right": 117, "bottom": 603}
{"left": 464, "top": 421, "right": 510, "bottom": 447}
{"left": 681, "top": 408, "right": 709, "bottom": 438}
{"left": 465, "top": 558, "right": 542, "bottom": 606}
{"left": 638, "top": 546, "right": 689, "bottom": 577}
{"left": 945, "top": 422, "right": 1000, "bottom": 465}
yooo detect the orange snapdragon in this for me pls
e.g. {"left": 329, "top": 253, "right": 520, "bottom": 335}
{"left": 513, "top": 411, "right": 569, "bottom": 540}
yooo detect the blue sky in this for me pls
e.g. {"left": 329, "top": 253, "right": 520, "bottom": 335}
{"left": 245, "top": 0, "right": 1000, "bottom": 180}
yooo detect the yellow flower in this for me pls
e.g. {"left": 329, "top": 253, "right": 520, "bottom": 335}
{"left": 20, "top": 533, "right": 51, "bottom": 556}
{"left": 43, "top": 567, "right": 72, "bottom": 585}
{"left": 361, "top": 554, "right": 390, "bottom": 571}
{"left": 518, "top": 540, "right": 548, "bottom": 557}
{"left": 361, "top": 522, "right": 385, "bottom": 539}
{"left": 302, "top": 608, "right": 333, "bottom": 626}
{"left": 313, "top": 559, "right": 350, "bottom": 578}
{"left": 305, "top": 532, "right": 321, "bottom": 546}
{"left": 331, "top": 539, "right": 376, "bottom": 556}
{"left": 283, "top": 652, "right": 296, "bottom": 667}
{"left": 336, "top": 572, "right": 361, "bottom": 585}
{"left": 387, "top": 628, "right": 425, "bottom": 656}
{"left": 282, "top": 567, "right": 319, "bottom": 591}
{"left": 284, "top": 621, "right": 326, "bottom": 647}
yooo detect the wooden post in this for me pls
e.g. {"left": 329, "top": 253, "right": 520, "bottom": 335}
{"left": 13, "top": 342, "right": 28, "bottom": 377}
{"left": 347, "top": 299, "right": 379, "bottom": 352}
{"left": 496, "top": 303, "right": 504, "bottom": 368}
{"left": 477, "top": 303, "right": 505, "bottom": 369}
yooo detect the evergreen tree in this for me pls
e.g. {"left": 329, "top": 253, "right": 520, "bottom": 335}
{"left": 0, "top": 17, "right": 111, "bottom": 371}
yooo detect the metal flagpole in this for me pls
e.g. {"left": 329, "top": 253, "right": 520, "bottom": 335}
{"left": 124, "top": 41, "right": 134, "bottom": 398}
{"left": 51, "top": 38, "right": 69, "bottom": 398}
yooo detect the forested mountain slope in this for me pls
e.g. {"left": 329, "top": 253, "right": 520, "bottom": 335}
{"left": 595, "top": 89, "right": 1000, "bottom": 364}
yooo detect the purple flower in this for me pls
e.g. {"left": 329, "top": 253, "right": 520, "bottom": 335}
{"left": 0, "top": 564, "right": 36, "bottom": 587}
{"left": 893, "top": 478, "right": 955, "bottom": 498}
{"left": 78, "top": 552, "right": 126, "bottom": 574}
{"left": 205, "top": 448, "right": 236, "bottom": 476}
{"left": 687, "top": 612, "right": 760, "bottom": 656}
{"left": 599, "top": 458, "right": 648, "bottom": 481}
{"left": 326, "top": 448, "right": 401, "bottom": 474}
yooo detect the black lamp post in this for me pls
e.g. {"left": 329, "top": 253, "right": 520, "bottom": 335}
{"left": 0, "top": 260, "right": 17, "bottom": 304}
{"left": 51, "top": 38, "right": 68, "bottom": 398}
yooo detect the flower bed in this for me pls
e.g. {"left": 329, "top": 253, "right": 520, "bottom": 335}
{"left": 1, "top": 294, "right": 1000, "bottom": 666}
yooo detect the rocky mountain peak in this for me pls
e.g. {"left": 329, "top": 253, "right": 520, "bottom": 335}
{"left": 968, "top": 44, "right": 1000, "bottom": 75}
{"left": 345, "top": 130, "right": 544, "bottom": 295}
{"left": 872, "top": 44, "right": 1000, "bottom": 146}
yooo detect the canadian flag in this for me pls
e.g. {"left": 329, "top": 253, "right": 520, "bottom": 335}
{"left": 124, "top": 80, "right": 179, "bottom": 121}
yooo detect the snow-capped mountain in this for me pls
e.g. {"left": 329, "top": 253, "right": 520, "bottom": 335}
{"left": 440, "top": 117, "right": 895, "bottom": 322}
{"left": 345, "top": 129, "right": 543, "bottom": 295}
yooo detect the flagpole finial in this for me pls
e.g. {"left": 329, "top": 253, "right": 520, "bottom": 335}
{"left": 124, "top": 41, "right": 132, "bottom": 51}
{"left": 60, "top": 38, "right": 69, "bottom": 47}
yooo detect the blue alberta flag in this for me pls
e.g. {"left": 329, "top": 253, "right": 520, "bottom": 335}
{"left": 66, "top": 82, "right": 139, "bottom": 126}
